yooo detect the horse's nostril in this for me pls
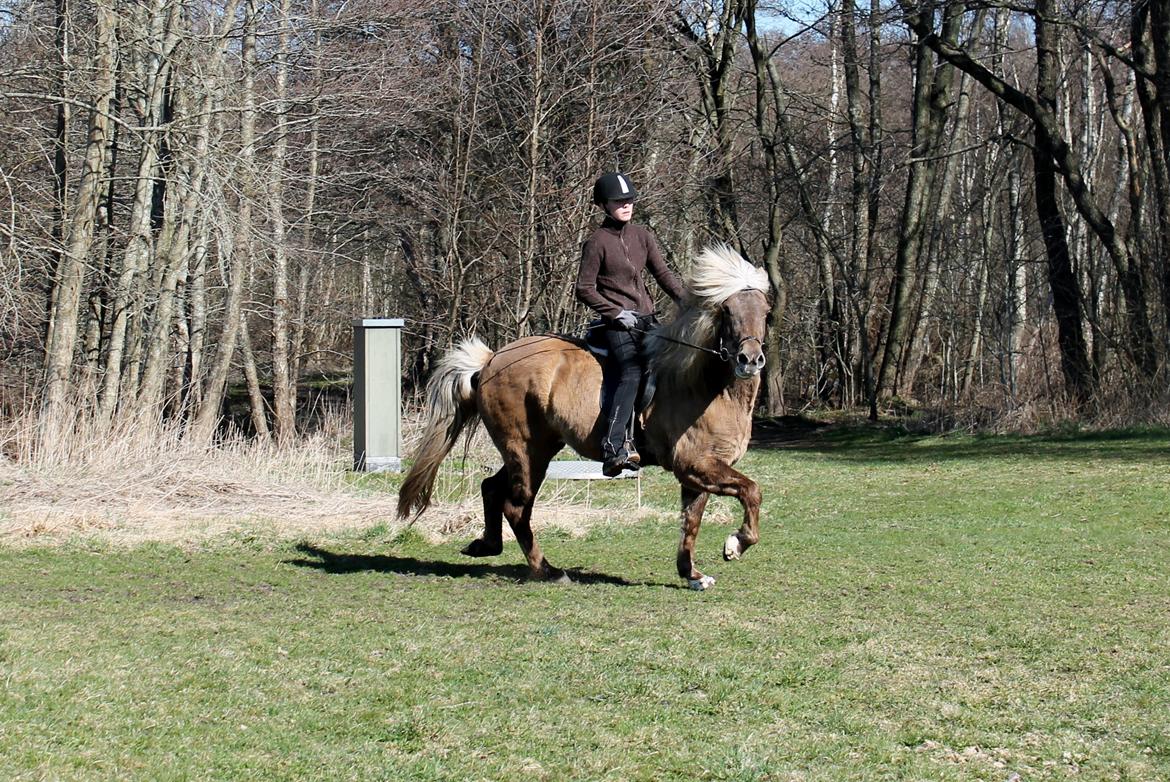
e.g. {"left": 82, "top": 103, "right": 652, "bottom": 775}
{"left": 756, "top": 355, "right": 766, "bottom": 366}
{"left": 737, "top": 353, "right": 749, "bottom": 365}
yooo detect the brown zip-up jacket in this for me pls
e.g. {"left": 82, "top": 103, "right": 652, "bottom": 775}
{"left": 575, "top": 216, "right": 685, "bottom": 322}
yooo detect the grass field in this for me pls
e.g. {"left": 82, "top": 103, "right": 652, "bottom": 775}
{"left": 2, "top": 424, "right": 1168, "bottom": 781}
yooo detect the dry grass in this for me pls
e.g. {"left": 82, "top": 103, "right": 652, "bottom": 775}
{"left": 1, "top": 404, "right": 390, "bottom": 544}
{"left": 0, "top": 403, "right": 650, "bottom": 547}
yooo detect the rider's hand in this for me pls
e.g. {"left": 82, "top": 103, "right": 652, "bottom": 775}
{"left": 614, "top": 310, "right": 639, "bottom": 330}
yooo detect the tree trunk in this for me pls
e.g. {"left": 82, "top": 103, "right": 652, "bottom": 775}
{"left": 900, "top": 11, "right": 986, "bottom": 397}
{"left": 188, "top": 0, "right": 256, "bottom": 442}
{"left": 1132, "top": 3, "right": 1170, "bottom": 340}
{"left": 268, "top": 0, "right": 296, "bottom": 443}
{"left": 46, "top": 0, "right": 71, "bottom": 358}
{"left": 97, "top": 0, "right": 178, "bottom": 421}
{"left": 515, "top": 0, "right": 546, "bottom": 335}
{"left": 43, "top": 0, "right": 118, "bottom": 415}
{"left": 810, "top": 14, "right": 848, "bottom": 404}
{"left": 840, "top": 0, "right": 878, "bottom": 418}
{"left": 137, "top": 58, "right": 217, "bottom": 414}
{"left": 877, "top": 3, "right": 960, "bottom": 400}
{"left": 186, "top": 220, "right": 209, "bottom": 410}
{"left": 1006, "top": 166, "right": 1029, "bottom": 401}
{"left": 745, "top": 0, "right": 788, "bottom": 414}
{"left": 291, "top": 0, "right": 322, "bottom": 387}
{"left": 1034, "top": 0, "right": 1093, "bottom": 401}
{"left": 675, "top": 2, "right": 744, "bottom": 246}
{"left": 238, "top": 315, "right": 271, "bottom": 439}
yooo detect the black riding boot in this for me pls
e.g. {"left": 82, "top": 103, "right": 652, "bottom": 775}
{"left": 602, "top": 327, "right": 642, "bottom": 477}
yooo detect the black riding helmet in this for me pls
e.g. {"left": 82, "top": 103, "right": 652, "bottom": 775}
{"left": 592, "top": 172, "right": 638, "bottom": 205}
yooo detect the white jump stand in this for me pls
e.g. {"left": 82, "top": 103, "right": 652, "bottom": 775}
{"left": 543, "top": 460, "right": 642, "bottom": 508}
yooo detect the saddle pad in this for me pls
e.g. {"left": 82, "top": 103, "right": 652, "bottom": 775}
{"left": 583, "top": 318, "right": 609, "bottom": 357}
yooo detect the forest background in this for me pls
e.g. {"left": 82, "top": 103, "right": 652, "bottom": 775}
{"left": 4, "top": 0, "right": 1170, "bottom": 445}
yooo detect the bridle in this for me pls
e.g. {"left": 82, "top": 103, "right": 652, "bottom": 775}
{"left": 714, "top": 287, "right": 769, "bottom": 365}
{"left": 643, "top": 291, "right": 768, "bottom": 367}
{"left": 717, "top": 334, "right": 766, "bottom": 364}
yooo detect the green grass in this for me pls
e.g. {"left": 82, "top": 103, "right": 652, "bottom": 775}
{"left": 2, "top": 425, "right": 1169, "bottom": 780}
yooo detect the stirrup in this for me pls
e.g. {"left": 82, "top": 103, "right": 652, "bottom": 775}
{"left": 602, "top": 446, "right": 640, "bottom": 477}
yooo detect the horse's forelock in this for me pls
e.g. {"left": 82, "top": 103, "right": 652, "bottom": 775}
{"left": 686, "top": 244, "right": 770, "bottom": 308}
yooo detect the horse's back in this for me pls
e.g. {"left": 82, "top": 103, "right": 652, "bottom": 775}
{"left": 476, "top": 335, "right": 604, "bottom": 457}
{"left": 478, "top": 334, "right": 595, "bottom": 389}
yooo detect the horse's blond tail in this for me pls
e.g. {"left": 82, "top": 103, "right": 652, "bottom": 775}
{"left": 397, "top": 338, "right": 494, "bottom": 519}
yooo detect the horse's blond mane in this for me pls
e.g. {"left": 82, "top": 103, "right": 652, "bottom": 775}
{"left": 647, "top": 244, "right": 769, "bottom": 383}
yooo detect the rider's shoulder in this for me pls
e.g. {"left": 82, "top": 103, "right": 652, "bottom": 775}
{"left": 627, "top": 223, "right": 658, "bottom": 245}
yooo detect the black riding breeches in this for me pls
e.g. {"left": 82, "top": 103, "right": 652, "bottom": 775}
{"left": 602, "top": 326, "right": 642, "bottom": 456}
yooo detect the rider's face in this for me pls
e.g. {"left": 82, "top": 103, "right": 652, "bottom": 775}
{"left": 605, "top": 198, "right": 635, "bottom": 223}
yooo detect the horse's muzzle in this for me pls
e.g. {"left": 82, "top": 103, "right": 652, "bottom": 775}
{"left": 734, "top": 351, "right": 766, "bottom": 379}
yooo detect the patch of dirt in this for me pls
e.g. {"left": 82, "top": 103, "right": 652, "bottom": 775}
{"left": 0, "top": 474, "right": 660, "bottom": 548}
{"left": 750, "top": 415, "right": 830, "bottom": 448}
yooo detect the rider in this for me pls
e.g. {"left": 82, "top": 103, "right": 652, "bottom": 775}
{"left": 575, "top": 171, "right": 686, "bottom": 477}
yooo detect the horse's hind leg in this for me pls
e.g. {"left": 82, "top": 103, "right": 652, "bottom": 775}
{"left": 462, "top": 467, "right": 507, "bottom": 557}
{"left": 503, "top": 440, "right": 568, "bottom": 582}
{"left": 504, "top": 492, "right": 563, "bottom": 582}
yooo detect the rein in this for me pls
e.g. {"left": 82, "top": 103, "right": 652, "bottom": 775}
{"left": 590, "top": 323, "right": 766, "bottom": 364}
{"left": 639, "top": 329, "right": 767, "bottom": 363}
{"left": 634, "top": 327, "right": 728, "bottom": 359}
{"left": 583, "top": 320, "right": 725, "bottom": 359}
{"left": 583, "top": 287, "right": 768, "bottom": 364}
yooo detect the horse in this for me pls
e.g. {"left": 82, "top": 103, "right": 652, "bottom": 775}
{"left": 397, "top": 244, "right": 771, "bottom": 590}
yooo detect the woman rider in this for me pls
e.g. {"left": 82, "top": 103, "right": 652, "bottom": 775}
{"left": 575, "top": 172, "right": 686, "bottom": 477}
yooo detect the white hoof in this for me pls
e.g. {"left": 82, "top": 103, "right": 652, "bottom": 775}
{"left": 688, "top": 575, "right": 716, "bottom": 591}
{"left": 723, "top": 534, "right": 742, "bottom": 561}
{"left": 552, "top": 572, "right": 573, "bottom": 585}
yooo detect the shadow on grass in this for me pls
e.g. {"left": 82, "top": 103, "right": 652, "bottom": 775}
{"left": 286, "top": 543, "right": 676, "bottom": 589}
{"left": 750, "top": 416, "right": 1170, "bottom": 464}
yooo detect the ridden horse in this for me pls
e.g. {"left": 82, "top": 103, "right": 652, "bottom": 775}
{"left": 397, "top": 245, "right": 770, "bottom": 590}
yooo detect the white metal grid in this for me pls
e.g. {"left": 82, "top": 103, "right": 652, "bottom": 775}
{"left": 543, "top": 460, "right": 642, "bottom": 507}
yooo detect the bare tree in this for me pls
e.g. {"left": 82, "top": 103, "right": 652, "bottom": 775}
{"left": 42, "top": 0, "right": 118, "bottom": 415}
{"left": 189, "top": 0, "right": 258, "bottom": 441}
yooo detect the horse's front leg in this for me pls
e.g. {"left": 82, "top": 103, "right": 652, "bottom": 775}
{"left": 681, "top": 460, "right": 762, "bottom": 563}
{"left": 678, "top": 486, "right": 714, "bottom": 590}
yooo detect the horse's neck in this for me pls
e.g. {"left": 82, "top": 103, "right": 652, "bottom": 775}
{"left": 655, "top": 357, "right": 756, "bottom": 410}
{"left": 718, "top": 371, "right": 762, "bottom": 418}
{"left": 726, "top": 373, "right": 761, "bottom": 407}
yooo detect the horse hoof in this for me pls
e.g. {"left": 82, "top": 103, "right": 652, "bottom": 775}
{"left": 723, "top": 534, "right": 742, "bottom": 561}
{"left": 537, "top": 566, "right": 573, "bottom": 584}
{"left": 688, "top": 575, "right": 716, "bottom": 591}
{"left": 461, "top": 539, "right": 502, "bottom": 557}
